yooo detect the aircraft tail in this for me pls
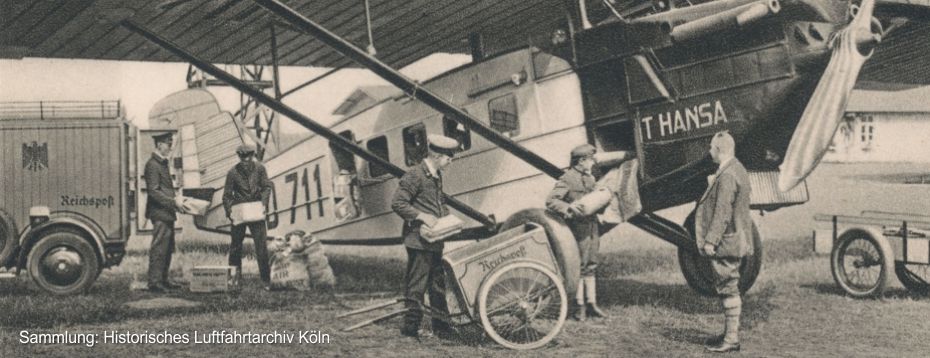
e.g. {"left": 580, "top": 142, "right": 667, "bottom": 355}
{"left": 148, "top": 89, "right": 251, "bottom": 233}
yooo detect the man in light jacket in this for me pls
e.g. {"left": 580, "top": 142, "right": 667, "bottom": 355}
{"left": 695, "top": 131, "right": 753, "bottom": 353}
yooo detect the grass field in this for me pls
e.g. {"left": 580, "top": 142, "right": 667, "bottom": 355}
{"left": 2, "top": 163, "right": 930, "bottom": 357}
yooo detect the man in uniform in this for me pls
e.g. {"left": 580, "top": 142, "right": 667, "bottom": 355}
{"left": 391, "top": 134, "right": 460, "bottom": 339}
{"left": 222, "top": 144, "right": 274, "bottom": 289}
{"left": 143, "top": 132, "right": 185, "bottom": 292}
{"left": 546, "top": 143, "right": 609, "bottom": 321}
{"left": 695, "top": 131, "right": 753, "bottom": 353}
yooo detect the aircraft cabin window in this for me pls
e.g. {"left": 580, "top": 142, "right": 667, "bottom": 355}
{"left": 488, "top": 93, "right": 519, "bottom": 137}
{"left": 366, "top": 136, "right": 390, "bottom": 178}
{"left": 403, "top": 123, "right": 428, "bottom": 166}
{"left": 443, "top": 115, "right": 471, "bottom": 151}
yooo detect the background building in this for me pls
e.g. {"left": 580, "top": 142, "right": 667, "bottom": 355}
{"left": 826, "top": 86, "right": 930, "bottom": 163}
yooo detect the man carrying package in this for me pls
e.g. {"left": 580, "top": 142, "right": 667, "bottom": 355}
{"left": 546, "top": 144, "right": 610, "bottom": 321}
{"left": 223, "top": 144, "right": 274, "bottom": 290}
{"left": 391, "top": 134, "right": 461, "bottom": 339}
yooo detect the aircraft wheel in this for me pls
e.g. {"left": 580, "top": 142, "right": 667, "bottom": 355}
{"left": 500, "top": 209, "right": 581, "bottom": 297}
{"left": 830, "top": 229, "right": 893, "bottom": 298}
{"left": 478, "top": 260, "right": 567, "bottom": 350}
{"left": 28, "top": 228, "right": 100, "bottom": 295}
{"left": 677, "top": 212, "right": 764, "bottom": 297}
{"left": 0, "top": 209, "right": 19, "bottom": 267}
{"left": 895, "top": 263, "right": 930, "bottom": 295}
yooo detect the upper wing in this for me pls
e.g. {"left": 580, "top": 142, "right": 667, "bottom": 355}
{"left": 0, "top": 0, "right": 568, "bottom": 69}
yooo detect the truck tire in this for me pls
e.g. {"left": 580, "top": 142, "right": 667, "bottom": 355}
{"left": 677, "top": 212, "right": 764, "bottom": 297}
{"left": 27, "top": 228, "right": 100, "bottom": 295}
{"left": 0, "top": 209, "right": 18, "bottom": 267}
{"left": 500, "top": 208, "right": 581, "bottom": 297}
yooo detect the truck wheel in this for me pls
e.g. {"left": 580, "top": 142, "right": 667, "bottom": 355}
{"left": 500, "top": 209, "right": 581, "bottom": 297}
{"left": 28, "top": 229, "right": 100, "bottom": 295}
{"left": 830, "top": 229, "right": 893, "bottom": 298}
{"left": 677, "top": 212, "right": 764, "bottom": 297}
{"left": 0, "top": 209, "right": 19, "bottom": 266}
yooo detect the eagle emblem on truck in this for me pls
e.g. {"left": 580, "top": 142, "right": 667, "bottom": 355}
{"left": 22, "top": 141, "right": 48, "bottom": 172}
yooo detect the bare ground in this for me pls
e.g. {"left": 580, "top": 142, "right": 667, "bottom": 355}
{"left": 3, "top": 163, "right": 930, "bottom": 357}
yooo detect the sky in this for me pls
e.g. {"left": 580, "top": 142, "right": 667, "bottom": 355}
{"left": 0, "top": 53, "right": 470, "bottom": 132}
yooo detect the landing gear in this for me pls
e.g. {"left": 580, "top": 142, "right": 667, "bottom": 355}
{"left": 500, "top": 209, "right": 581, "bottom": 297}
{"left": 677, "top": 213, "right": 764, "bottom": 297}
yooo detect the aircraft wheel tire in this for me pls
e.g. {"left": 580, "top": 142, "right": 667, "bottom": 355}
{"left": 677, "top": 212, "right": 763, "bottom": 297}
{"left": 500, "top": 209, "right": 581, "bottom": 297}
{"left": 0, "top": 209, "right": 19, "bottom": 267}
{"left": 28, "top": 229, "right": 100, "bottom": 295}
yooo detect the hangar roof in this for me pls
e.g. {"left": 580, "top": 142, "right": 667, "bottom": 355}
{"left": 2, "top": 0, "right": 930, "bottom": 84}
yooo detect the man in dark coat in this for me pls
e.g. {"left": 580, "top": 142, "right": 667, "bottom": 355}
{"left": 546, "top": 143, "right": 609, "bottom": 321}
{"left": 222, "top": 144, "right": 274, "bottom": 289}
{"left": 695, "top": 131, "right": 753, "bottom": 353}
{"left": 391, "top": 134, "right": 460, "bottom": 339}
{"left": 144, "top": 132, "right": 184, "bottom": 292}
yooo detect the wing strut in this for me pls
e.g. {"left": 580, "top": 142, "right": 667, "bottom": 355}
{"left": 117, "top": 18, "right": 496, "bottom": 229}
{"left": 250, "top": 0, "right": 565, "bottom": 180}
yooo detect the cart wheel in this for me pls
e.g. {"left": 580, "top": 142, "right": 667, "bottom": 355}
{"left": 894, "top": 263, "right": 930, "bottom": 295}
{"left": 478, "top": 260, "right": 567, "bottom": 350}
{"left": 677, "top": 212, "right": 763, "bottom": 297}
{"left": 830, "top": 229, "right": 893, "bottom": 298}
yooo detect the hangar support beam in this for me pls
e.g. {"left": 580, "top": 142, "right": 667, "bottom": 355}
{"left": 118, "top": 19, "right": 496, "bottom": 229}
{"left": 251, "top": 0, "right": 700, "bottom": 250}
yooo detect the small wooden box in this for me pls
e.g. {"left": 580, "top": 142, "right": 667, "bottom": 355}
{"left": 190, "top": 266, "right": 238, "bottom": 293}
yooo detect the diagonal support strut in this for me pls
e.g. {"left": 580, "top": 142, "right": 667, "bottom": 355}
{"left": 118, "top": 18, "right": 496, "bottom": 229}
{"left": 250, "top": 0, "right": 565, "bottom": 180}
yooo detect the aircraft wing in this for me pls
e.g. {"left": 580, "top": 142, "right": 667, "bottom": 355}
{"left": 0, "top": 0, "right": 569, "bottom": 69}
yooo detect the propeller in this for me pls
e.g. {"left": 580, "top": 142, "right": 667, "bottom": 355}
{"left": 777, "top": 0, "right": 882, "bottom": 192}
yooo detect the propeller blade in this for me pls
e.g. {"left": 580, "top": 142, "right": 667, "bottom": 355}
{"left": 777, "top": 0, "right": 879, "bottom": 192}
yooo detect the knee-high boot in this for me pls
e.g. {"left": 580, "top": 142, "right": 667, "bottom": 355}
{"left": 722, "top": 295, "right": 741, "bottom": 344}
{"left": 706, "top": 295, "right": 742, "bottom": 352}
{"left": 584, "top": 276, "right": 609, "bottom": 318}
{"left": 572, "top": 280, "right": 586, "bottom": 321}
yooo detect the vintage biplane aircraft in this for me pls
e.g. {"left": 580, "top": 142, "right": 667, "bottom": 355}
{"left": 4, "top": 0, "right": 930, "bottom": 297}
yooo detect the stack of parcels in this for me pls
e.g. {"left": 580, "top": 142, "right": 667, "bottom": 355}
{"left": 573, "top": 157, "right": 642, "bottom": 224}
{"left": 269, "top": 230, "right": 336, "bottom": 291}
{"left": 420, "top": 214, "right": 465, "bottom": 243}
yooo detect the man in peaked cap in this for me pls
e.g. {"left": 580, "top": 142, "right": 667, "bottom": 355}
{"left": 144, "top": 132, "right": 185, "bottom": 292}
{"left": 546, "top": 143, "right": 609, "bottom": 321}
{"left": 391, "top": 134, "right": 460, "bottom": 339}
{"left": 223, "top": 143, "right": 274, "bottom": 290}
